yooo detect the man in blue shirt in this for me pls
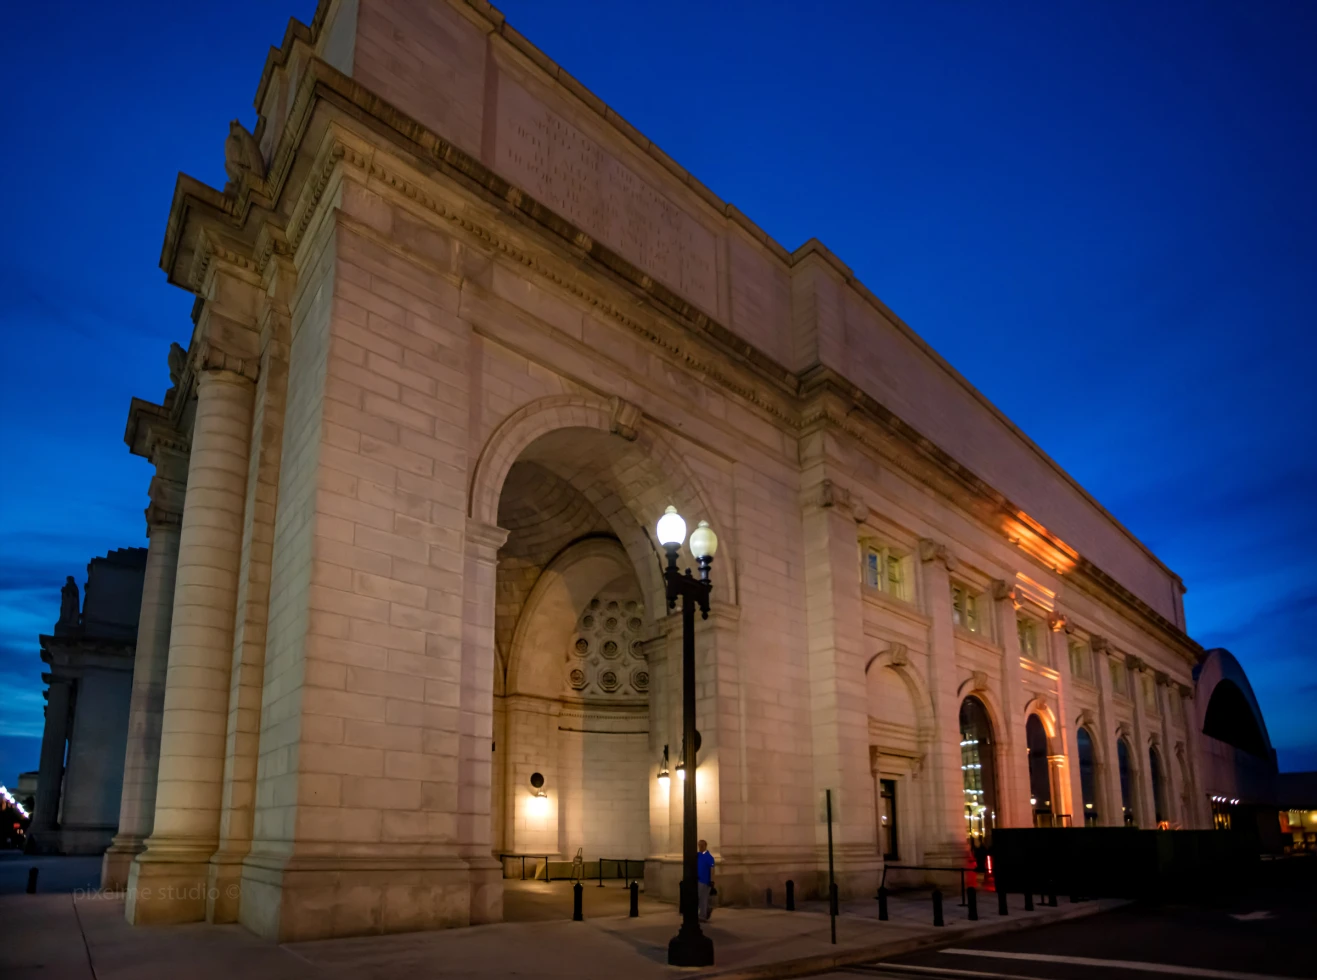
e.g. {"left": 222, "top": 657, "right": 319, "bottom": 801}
{"left": 696, "top": 839, "right": 715, "bottom": 921}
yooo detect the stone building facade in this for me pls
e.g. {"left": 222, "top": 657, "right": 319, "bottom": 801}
{"left": 113, "top": 0, "right": 1210, "bottom": 941}
{"left": 29, "top": 549, "right": 146, "bottom": 854}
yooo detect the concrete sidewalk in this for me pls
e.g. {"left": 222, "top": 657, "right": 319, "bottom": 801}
{"left": 0, "top": 885, "right": 1114, "bottom": 980}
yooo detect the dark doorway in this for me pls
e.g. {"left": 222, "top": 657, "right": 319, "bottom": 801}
{"left": 879, "top": 778, "right": 898, "bottom": 860}
{"left": 1077, "top": 727, "right": 1099, "bottom": 825}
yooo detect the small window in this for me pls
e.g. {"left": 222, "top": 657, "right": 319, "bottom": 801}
{"left": 1142, "top": 674, "right": 1159, "bottom": 714}
{"left": 951, "top": 583, "right": 980, "bottom": 633}
{"left": 1068, "top": 641, "right": 1091, "bottom": 682}
{"left": 1110, "top": 658, "right": 1128, "bottom": 698}
{"left": 1017, "top": 616, "right": 1047, "bottom": 664}
{"left": 862, "top": 544, "right": 909, "bottom": 601}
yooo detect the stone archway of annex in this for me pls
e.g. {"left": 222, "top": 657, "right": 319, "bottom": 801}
{"left": 472, "top": 395, "right": 737, "bottom": 899}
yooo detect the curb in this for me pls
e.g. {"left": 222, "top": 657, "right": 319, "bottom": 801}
{"left": 690, "top": 899, "right": 1121, "bottom": 980}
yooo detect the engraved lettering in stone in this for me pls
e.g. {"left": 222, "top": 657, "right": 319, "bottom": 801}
{"left": 498, "top": 84, "right": 717, "bottom": 312}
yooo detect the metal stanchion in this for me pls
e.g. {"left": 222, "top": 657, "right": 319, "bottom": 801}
{"left": 998, "top": 888, "right": 1008, "bottom": 915}
{"left": 629, "top": 881, "right": 639, "bottom": 918}
{"left": 26, "top": 868, "right": 38, "bottom": 894}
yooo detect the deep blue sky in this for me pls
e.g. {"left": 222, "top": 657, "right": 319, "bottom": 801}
{"left": 1, "top": 1, "right": 1314, "bottom": 787}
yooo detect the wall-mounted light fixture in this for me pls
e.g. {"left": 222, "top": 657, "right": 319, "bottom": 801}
{"left": 657, "top": 745, "right": 671, "bottom": 791}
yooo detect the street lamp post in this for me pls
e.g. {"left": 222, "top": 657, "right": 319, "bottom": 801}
{"left": 656, "top": 506, "right": 717, "bottom": 968}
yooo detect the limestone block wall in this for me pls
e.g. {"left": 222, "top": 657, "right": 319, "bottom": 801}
{"left": 555, "top": 724, "right": 648, "bottom": 860}
{"left": 60, "top": 668, "right": 132, "bottom": 852}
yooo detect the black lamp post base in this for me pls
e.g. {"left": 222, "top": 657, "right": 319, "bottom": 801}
{"left": 667, "top": 924, "right": 715, "bottom": 967}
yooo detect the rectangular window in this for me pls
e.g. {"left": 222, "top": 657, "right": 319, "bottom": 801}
{"left": 1068, "top": 641, "right": 1091, "bottom": 681}
{"left": 1017, "top": 617, "right": 1039, "bottom": 661}
{"left": 1110, "top": 658, "right": 1128, "bottom": 697}
{"left": 1143, "top": 674, "right": 1158, "bottom": 713}
{"left": 879, "top": 779, "right": 898, "bottom": 860}
{"left": 951, "top": 584, "right": 979, "bottom": 633}
{"left": 863, "top": 545, "right": 908, "bottom": 601}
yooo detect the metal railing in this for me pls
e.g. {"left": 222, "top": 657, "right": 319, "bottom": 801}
{"left": 498, "top": 853, "right": 552, "bottom": 881}
{"left": 880, "top": 863, "right": 973, "bottom": 906}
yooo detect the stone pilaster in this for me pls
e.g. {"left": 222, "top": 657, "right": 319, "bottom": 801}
{"left": 1178, "top": 685, "right": 1203, "bottom": 827}
{"left": 1155, "top": 673, "right": 1179, "bottom": 826}
{"left": 458, "top": 518, "right": 508, "bottom": 925}
{"left": 208, "top": 231, "right": 291, "bottom": 923}
{"left": 29, "top": 676, "right": 73, "bottom": 850}
{"left": 919, "top": 540, "right": 968, "bottom": 861}
{"left": 798, "top": 477, "right": 881, "bottom": 896}
{"left": 127, "top": 363, "right": 256, "bottom": 925}
{"left": 990, "top": 581, "right": 1029, "bottom": 829}
{"left": 1090, "top": 638, "right": 1124, "bottom": 826}
{"left": 102, "top": 425, "right": 187, "bottom": 890}
{"left": 1046, "top": 615, "right": 1077, "bottom": 823}
{"left": 1127, "top": 656, "right": 1155, "bottom": 827}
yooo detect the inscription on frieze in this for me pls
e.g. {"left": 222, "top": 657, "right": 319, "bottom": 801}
{"left": 497, "top": 79, "right": 719, "bottom": 314}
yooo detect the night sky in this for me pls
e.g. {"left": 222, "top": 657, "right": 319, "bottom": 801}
{"left": 1, "top": 1, "right": 1314, "bottom": 788}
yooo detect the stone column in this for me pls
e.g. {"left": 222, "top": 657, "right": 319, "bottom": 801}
{"left": 102, "top": 432, "right": 187, "bottom": 890}
{"left": 1178, "top": 685, "right": 1203, "bottom": 828}
{"left": 30, "top": 676, "right": 73, "bottom": 847}
{"left": 1155, "top": 673, "right": 1179, "bottom": 826}
{"left": 1091, "top": 638, "right": 1124, "bottom": 826}
{"left": 458, "top": 519, "right": 508, "bottom": 925}
{"left": 919, "top": 540, "right": 969, "bottom": 861}
{"left": 127, "top": 366, "right": 255, "bottom": 925}
{"left": 1047, "top": 616, "right": 1077, "bottom": 823}
{"left": 799, "top": 479, "right": 882, "bottom": 897}
{"left": 208, "top": 246, "right": 291, "bottom": 923}
{"left": 990, "top": 581, "right": 1029, "bottom": 829}
{"left": 1128, "top": 657, "right": 1155, "bottom": 827}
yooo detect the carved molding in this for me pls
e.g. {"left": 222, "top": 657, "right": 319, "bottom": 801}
{"left": 194, "top": 339, "right": 260, "bottom": 382}
{"left": 465, "top": 519, "right": 510, "bottom": 561}
{"left": 889, "top": 642, "right": 909, "bottom": 667}
{"left": 971, "top": 669, "right": 988, "bottom": 693}
{"left": 1048, "top": 613, "right": 1067, "bottom": 633}
{"left": 1090, "top": 635, "right": 1110, "bottom": 656}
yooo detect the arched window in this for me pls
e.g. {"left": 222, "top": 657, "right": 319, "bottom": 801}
{"left": 1149, "top": 746, "right": 1167, "bottom": 826}
{"left": 959, "top": 696, "right": 998, "bottom": 855}
{"left": 1117, "top": 738, "right": 1136, "bottom": 826}
{"left": 1077, "top": 727, "right": 1098, "bottom": 825}
{"left": 1026, "top": 714, "right": 1053, "bottom": 825}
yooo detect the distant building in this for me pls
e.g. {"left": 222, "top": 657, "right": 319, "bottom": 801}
{"left": 27, "top": 548, "right": 146, "bottom": 854}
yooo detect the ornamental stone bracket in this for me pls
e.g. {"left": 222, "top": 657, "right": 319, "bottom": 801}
{"left": 1048, "top": 613, "right": 1068, "bottom": 633}
{"left": 918, "top": 537, "right": 957, "bottom": 571}
{"left": 807, "top": 477, "right": 869, "bottom": 523}
{"left": 1090, "top": 635, "right": 1110, "bottom": 656}
{"left": 990, "top": 579, "right": 1019, "bottom": 608}
{"left": 608, "top": 396, "right": 642, "bottom": 441}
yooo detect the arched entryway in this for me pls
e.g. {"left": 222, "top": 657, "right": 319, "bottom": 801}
{"left": 1117, "top": 737, "right": 1137, "bottom": 826}
{"left": 1025, "top": 714, "right": 1053, "bottom": 826}
{"left": 473, "top": 397, "right": 734, "bottom": 908}
{"left": 958, "top": 696, "right": 998, "bottom": 863}
{"left": 1076, "top": 727, "right": 1099, "bottom": 826}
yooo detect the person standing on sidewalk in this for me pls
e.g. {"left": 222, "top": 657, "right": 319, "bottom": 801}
{"left": 697, "top": 839, "right": 715, "bottom": 921}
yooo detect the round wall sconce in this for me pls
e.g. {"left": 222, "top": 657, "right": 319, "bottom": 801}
{"left": 529, "top": 772, "right": 545, "bottom": 790}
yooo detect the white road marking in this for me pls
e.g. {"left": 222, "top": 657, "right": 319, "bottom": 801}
{"left": 941, "top": 948, "right": 1307, "bottom": 980}
{"left": 857, "top": 962, "right": 1065, "bottom": 979}
{"left": 1229, "top": 911, "right": 1274, "bottom": 921}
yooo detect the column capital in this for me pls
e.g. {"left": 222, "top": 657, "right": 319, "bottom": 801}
{"left": 1178, "top": 682, "right": 1194, "bottom": 700}
{"left": 1090, "top": 635, "right": 1110, "bottom": 655}
{"left": 1127, "top": 654, "right": 1147, "bottom": 673}
{"left": 990, "top": 578, "right": 1018, "bottom": 605}
{"left": 919, "top": 537, "right": 957, "bottom": 570}
{"left": 464, "top": 519, "right": 508, "bottom": 562}
{"left": 1048, "top": 613, "right": 1068, "bottom": 633}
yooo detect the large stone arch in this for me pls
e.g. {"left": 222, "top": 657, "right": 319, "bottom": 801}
{"left": 469, "top": 393, "right": 738, "bottom": 613}
{"left": 864, "top": 646, "right": 934, "bottom": 740}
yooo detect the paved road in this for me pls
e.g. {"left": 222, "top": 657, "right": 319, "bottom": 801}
{"left": 818, "top": 877, "right": 1315, "bottom": 980}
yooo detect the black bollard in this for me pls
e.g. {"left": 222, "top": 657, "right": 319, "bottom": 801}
{"left": 1024, "top": 890, "right": 1034, "bottom": 912}
{"left": 26, "top": 867, "right": 38, "bottom": 894}
{"left": 786, "top": 879, "right": 795, "bottom": 911}
{"left": 1070, "top": 892, "right": 1079, "bottom": 904}
{"left": 766, "top": 887, "right": 773, "bottom": 907}
{"left": 629, "top": 880, "right": 639, "bottom": 918}
{"left": 932, "top": 888, "right": 944, "bottom": 927}
{"left": 1049, "top": 890, "right": 1058, "bottom": 908}
{"left": 573, "top": 881, "right": 583, "bottom": 921}
{"left": 877, "top": 886, "right": 888, "bottom": 921}
{"left": 997, "top": 888, "right": 1008, "bottom": 916}
{"left": 967, "top": 886, "right": 978, "bottom": 921}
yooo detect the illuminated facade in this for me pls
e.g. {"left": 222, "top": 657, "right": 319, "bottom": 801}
{"left": 109, "top": 0, "right": 1213, "bottom": 942}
